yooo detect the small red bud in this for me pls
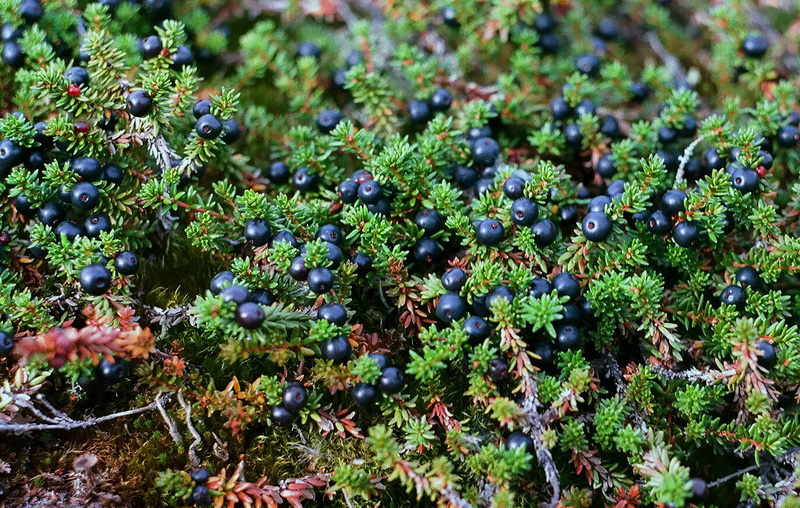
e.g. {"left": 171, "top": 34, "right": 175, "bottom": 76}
{"left": 756, "top": 165, "right": 767, "bottom": 178}
{"left": 67, "top": 83, "right": 81, "bottom": 98}
{"left": 74, "top": 121, "right": 90, "bottom": 134}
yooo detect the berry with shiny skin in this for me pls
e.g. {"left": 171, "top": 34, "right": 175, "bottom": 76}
{"left": 462, "top": 316, "right": 490, "bottom": 342}
{"left": 472, "top": 137, "right": 500, "bottom": 166}
{"left": 756, "top": 340, "right": 777, "bottom": 369}
{"left": 316, "top": 109, "right": 343, "bottom": 133}
{"left": 735, "top": 266, "right": 761, "bottom": 289}
{"left": 126, "top": 90, "right": 152, "bottom": 117}
{"left": 506, "top": 431, "right": 534, "bottom": 454}
{"left": 292, "top": 167, "right": 318, "bottom": 191}
{"left": 529, "top": 278, "right": 552, "bottom": 298}
{"left": 307, "top": 267, "right": 334, "bottom": 294}
{"left": 37, "top": 201, "right": 64, "bottom": 226}
{"left": 742, "top": 34, "right": 768, "bottom": 58}
{"left": 647, "top": 210, "right": 672, "bottom": 235}
{"left": 351, "top": 382, "right": 380, "bottom": 407}
{"left": 170, "top": 45, "right": 193, "bottom": 68}
{"left": 441, "top": 267, "right": 467, "bottom": 292}
{"left": 661, "top": 190, "right": 687, "bottom": 215}
{"left": 210, "top": 271, "right": 234, "bottom": 294}
{"left": 103, "top": 164, "right": 123, "bottom": 185}
{"left": 351, "top": 252, "right": 372, "bottom": 274}
{"left": 531, "top": 341, "right": 554, "bottom": 368}
{"left": 436, "top": 292, "right": 468, "bottom": 323}
{"left": 71, "top": 182, "right": 100, "bottom": 211}
{"left": 531, "top": 219, "right": 557, "bottom": 246}
{"left": 476, "top": 219, "right": 504, "bottom": 246}
{"left": 672, "top": 220, "right": 699, "bottom": 247}
{"left": 337, "top": 180, "right": 359, "bottom": 203}
{"left": 415, "top": 209, "right": 444, "bottom": 235}
{"left": 582, "top": 212, "right": 612, "bottom": 242}
{"left": 574, "top": 53, "right": 600, "bottom": 75}
{"left": 318, "top": 303, "right": 347, "bottom": 326}
{"left": 221, "top": 119, "right": 241, "bottom": 143}
{"left": 777, "top": 125, "right": 800, "bottom": 148}
{"left": 486, "top": 286, "right": 514, "bottom": 309}
{"left": 2, "top": 41, "right": 24, "bottom": 69}
{"left": 731, "top": 168, "right": 759, "bottom": 194}
{"left": 114, "top": 251, "right": 139, "bottom": 275}
{"left": 0, "top": 139, "right": 23, "bottom": 173}
{"left": 249, "top": 289, "right": 274, "bottom": 306}
{"left": 244, "top": 219, "right": 271, "bottom": 247}
{"left": 139, "top": 35, "right": 162, "bottom": 58}
{"left": 378, "top": 367, "right": 404, "bottom": 394}
{"left": 689, "top": 478, "right": 709, "bottom": 502}
{"left": 65, "top": 66, "right": 89, "bottom": 86}
{"left": 596, "top": 154, "right": 616, "bottom": 178}
{"left": 296, "top": 41, "right": 321, "bottom": 59}
{"left": 321, "top": 337, "right": 352, "bottom": 364}
{"left": 429, "top": 88, "right": 452, "bottom": 111}
{"left": 55, "top": 221, "right": 81, "bottom": 241}
{"left": 271, "top": 405, "right": 294, "bottom": 426}
{"left": 236, "top": 302, "right": 265, "bottom": 329}
{"left": 511, "top": 197, "right": 539, "bottom": 226}
{"left": 588, "top": 195, "right": 611, "bottom": 213}
{"left": 564, "top": 123, "right": 583, "bottom": 148}
{"left": 221, "top": 285, "right": 250, "bottom": 304}
{"left": 369, "top": 353, "right": 389, "bottom": 370}
{"left": 574, "top": 99, "right": 596, "bottom": 117}
{"left": 71, "top": 157, "right": 103, "bottom": 181}
{"left": 549, "top": 97, "right": 572, "bottom": 120}
{"left": 190, "top": 468, "right": 212, "bottom": 485}
{"left": 266, "top": 161, "right": 290, "bottom": 184}
{"left": 502, "top": 176, "right": 526, "bottom": 199}
{"left": 413, "top": 238, "right": 441, "bottom": 264}
{"left": 408, "top": 99, "right": 431, "bottom": 124}
{"left": 552, "top": 273, "right": 580, "bottom": 300}
{"left": 704, "top": 148, "right": 724, "bottom": 169}
{"left": 657, "top": 125, "right": 677, "bottom": 144}
{"left": 283, "top": 384, "right": 308, "bottom": 412}
{"left": 487, "top": 358, "right": 509, "bottom": 380}
{"left": 720, "top": 285, "right": 746, "bottom": 309}
{"left": 98, "top": 357, "right": 128, "bottom": 383}
{"left": 192, "top": 99, "right": 212, "bottom": 119}
{"left": 288, "top": 256, "right": 309, "bottom": 281}
{"left": 556, "top": 324, "right": 581, "bottom": 350}
{"left": 195, "top": 114, "right": 222, "bottom": 139}
{"left": 357, "top": 180, "right": 382, "bottom": 204}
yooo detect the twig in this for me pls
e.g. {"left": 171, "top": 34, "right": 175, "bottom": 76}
{"left": 177, "top": 390, "right": 202, "bottom": 467}
{"left": 707, "top": 463, "right": 759, "bottom": 488}
{"left": 519, "top": 372, "right": 561, "bottom": 507}
{"left": 650, "top": 364, "right": 720, "bottom": 384}
{"left": 675, "top": 135, "right": 705, "bottom": 184}
{"left": 155, "top": 389, "right": 183, "bottom": 446}
{"left": 645, "top": 31, "right": 687, "bottom": 84}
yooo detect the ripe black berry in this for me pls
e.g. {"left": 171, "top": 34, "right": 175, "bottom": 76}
{"left": 337, "top": 180, "right": 359, "bottom": 203}
{"left": 351, "top": 252, "right": 372, "bottom": 274}
{"left": 661, "top": 190, "right": 687, "bottom": 216}
{"left": 657, "top": 125, "right": 677, "bottom": 144}
{"left": 289, "top": 256, "right": 309, "bottom": 281}
{"left": 249, "top": 289, "right": 274, "bottom": 306}
{"left": 245, "top": 219, "right": 271, "bottom": 247}
{"left": 462, "top": 316, "right": 490, "bottom": 342}
{"left": 296, "top": 41, "right": 321, "bottom": 59}
{"left": 139, "top": 35, "right": 162, "bottom": 58}
{"left": 476, "top": 219, "right": 504, "bottom": 246}
{"left": 307, "top": 267, "right": 334, "bottom": 294}
{"left": 71, "top": 157, "right": 103, "bottom": 182}
{"left": 408, "top": 100, "right": 431, "bottom": 124}
{"left": 210, "top": 271, "right": 234, "bottom": 294}
{"left": 436, "top": 292, "right": 468, "bottom": 323}
{"left": 672, "top": 220, "right": 699, "bottom": 247}
{"left": 735, "top": 266, "right": 761, "bottom": 289}
{"left": 487, "top": 358, "right": 509, "bottom": 380}
{"left": 703, "top": 148, "right": 724, "bottom": 169}
{"left": 510, "top": 197, "right": 539, "bottom": 227}
{"left": 127, "top": 90, "right": 153, "bottom": 117}
{"left": 552, "top": 273, "right": 580, "bottom": 300}
{"left": 236, "top": 302, "right": 265, "bottom": 329}
{"left": 441, "top": 267, "right": 467, "bottom": 292}
{"left": 741, "top": 34, "right": 768, "bottom": 58}
{"left": 221, "top": 119, "right": 241, "bottom": 143}
{"left": 170, "top": 45, "right": 193, "bottom": 68}
{"left": 0, "top": 139, "right": 23, "bottom": 173}
{"left": 549, "top": 97, "right": 572, "bottom": 121}
{"left": 195, "top": 114, "right": 222, "bottom": 139}
{"left": 506, "top": 431, "right": 534, "bottom": 454}
{"left": 502, "top": 176, "right": 526, "bottom": 199}
{"left": 2, "top": 41, "right": 24, "bottom": 69}
{"left": 555, "top": 324, "right": 581, "bottom": 350}
{"left": 429, "top": 88, "right": 452, "bottom": 112}
{"left": 292, "top": 167, "right": 318, "bottom": 191}
{"left": 777, "top": 125, "right": 800, "bottom": 148}
{"left": 531, "top": 218, "right": 557, "bottom": 246}
{"left": 369, "top": 353, "right": 389, "bottom": 370}
{"left": 531, "top": 341, "right": 554, "bottom": 368}
{"left": 98, "top": 356, "right": 128, "bottom": 383}
{"left": 413, "top": 238, "right": 441, "bottom": 263}
{"left": 472, "top": 137, "right": 500, "bottom": 166}
{"left": 574, "top": 53, "right": 600, "bottom": 75}
{"left": 689, "top": 478, "right": 709, "bottom": 502}
{"left": 318, "top": 303, "right": 347, "bottom": 326}
{"left": 630, "top": 81, "right": 650, "bottom": 103}
{"left": 271, "top": 405, "right": 294, "bottom": 426}
{"left": 351, "top": 382, "right": 379, "bottom": 407}
{"left": 71, "top": 182, "right": 100, "bottom": 211}
{"left": 38, "top": 201, "right": 64, "bottom": 226}
{"left": 720, "top": 285, "right": 746, "bottom": 309}
{"left": 221, "top": 285, "right": 250, "bottom": 304}
{"left": 529, "top": 278, "right": 552, "bottom": 298}
{"left": 582, "top": 212, "right": 612, "bottom": 242}
{"left": 441, "top": 6, "right": 459, "bottom": 27}
{"left": 486, "top": 286, "right": 514, "bottom": 309}
{"left": 20, "top": 0, "right": 42, "bottom": 22}
{"left": 55, "top": 221, "right": 81, "bottom": 241}
{"left": 564, "top": 123, "right": 583, "bottom": 148}
{"left": 316, "top": 109, "right": 343, "bottom": 133}
{"left": 453, "top": 165, "right": 478, "bottom": 188}
{"left": 0, "top": 331, "right": 14, "bottom": 357}
{"left": 731, "top": 168, "right": 759, "bottom": 194}
{"left": 190, "top": 467, "right": 212, "bottom": 485}
{"left": 378, "top": 366, "right": 404, "bottom": 394}
{"left": 415, "top": 209, "right": 444, "bottom": 235}
{"left": 114, "top": 251, "right": 139, "bottom": 275}
{"left": 574, "top": 99, "right": 596, "bottom": 117}
{"left": 538, "top": 33, "right": 560, "bottom": 53}
{"left": 755, "top": 340, "right": 777, "bottom": 369}
{"left": 596, "top": 18, "right": 619, "bottom": 40}
{"left": 103, "top": 164, "right": 123, "bottom": 185}
{"left": 283, "top": 384, "right": 308, "bottom": 412}
{"left": 321, "top": 337, "right": 352, "bottom": 364}
{"left": 596, "top": 154, "right": 616, "bottom": 178}
{"left": 647, "top": 210, "right": 672, "bottom": 235}
{"left": 192, "top": 99, "right": 212, "bottom": 120}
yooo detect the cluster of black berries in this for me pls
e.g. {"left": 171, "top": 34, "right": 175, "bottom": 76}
{"left": 188, "top": 467, "right": 213, "bottom": 506}
{"left": 1, "top": 0, "right": 42, "bottom": 69}
{"left": 316, "top": 302, "right": 353, "bottom": 364}
{"left": 78, "top": 356, "right": 129, "bottom": 392}
{"left": 209, "top": 271, "right": 272, "bottom": 329}
{"left": 407, "top": 87, "right": 453, "bottom": 124}
{"left": 270, "top": 381, "right": 309, "bottom": 426}
{"left": 191, "top": 99, "right": 241, "bottom": 144}
{"left": 350, "top": 353, "right": 405, "bottom": 408}
{"left": 79, "top": 250, "right": 139, "bottom": 296}
{"left": 337, "top": 169, "right": 392, "bottom": 215}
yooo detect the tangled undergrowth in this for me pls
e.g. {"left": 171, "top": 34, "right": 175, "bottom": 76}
{"left": 2, "top": 0, "right": 800, "bottom": 507}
